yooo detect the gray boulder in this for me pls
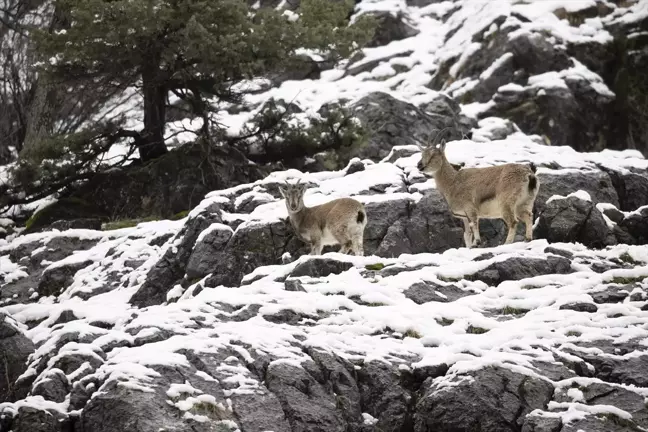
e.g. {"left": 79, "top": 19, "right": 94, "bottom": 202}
{"left": 80, "top": 349, "right": 291, "bottom": 432}
{"left": 130, "top": 203, "right": 224, "bottom": 307}
{"left": 521, "top": 415, "right": 562, "bottom": 432}
{"left": 80, "top": 377, "right": 193, "bottom": 432}
{"left": 37, "top": 259, "right": 93, "bottom": 297}
{"left": 265, "top": 361, "right": 347, "bottom": 431}
{"left": 369, "top": 190, "right": 464, "bottom": 256}
{"left": 404, "top": 281, "right": 473, "bottom": 304}
{"left": 48, "top": 218, "right": 103, "bottom": 232}
{"left": 366, "top": 11, "right": 419, "bottom": 48}
{"left": 290, "top": 257, "right": 354, "bottom": 278}
{"left": 618, "top": 206, "right": 648, "bottom": 244}
{"left": 467, "top": 255, "right": 572, "bottom": 286}
{"left": 580, "top": 351, "right": 648, "bottom": 389}
{"left": 559, "top": 302, "right": 598, "bottom": 313}
{"left": 350, "top": 92, "right": 474, "bottom": 162}
{"left": 414, "top": 366, "right": 554, "bottom": 431}
{"left": 31, "top": 369, "right": 70, "bottom": 403}
{"left": 7, "top": 407, "right": 66, "bottom": 432}
{"left": 185, "top": 223, "right": 234, "bottom": 279}
{"left": 205, "top": 218, "right": 304, "bottom": 288}
{"left": 356, "top": 360, "right": 414, "bottom": 431}
{"left": 0, "top": 313, "right": 35, "bottom": 403}
{"left": 430, "top": 7, "right": 644, "bottom": 155}
{"left": 534, "top": 193, "right": 616, "bottom": 248}
{"left": 607, "top": 170, "right": 648, "bottom": 212}
{"left": 534, "top": 170, "right": 618, "bottom": 215}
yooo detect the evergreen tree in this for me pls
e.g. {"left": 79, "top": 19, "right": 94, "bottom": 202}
{"left": 34, "top": 0, "right": 374, "bottom": 162}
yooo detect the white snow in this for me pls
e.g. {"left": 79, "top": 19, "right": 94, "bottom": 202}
{"left": 546, "top": 190, "right": 592, "bottom": 204}
{"left": 195, "top": 223, "right": 234, "bottom": 244}
{"left": 480, "top": 53, "right": 514, "bottom": 81}
{"left": 1, "top": 0, "right": 648, "bottom": 426}
{"left": 1, "top": 256, "right": 29, "bottom": 284}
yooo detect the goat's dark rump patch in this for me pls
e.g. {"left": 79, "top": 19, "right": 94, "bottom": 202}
{"left": 357, "top": 211, "right": 365, "bottom": 224}
{"left": 479, "top": 192, "right": 496, "bottom": 205}
{"left": 528, "top": 175, "right": 537, "bottom": 191}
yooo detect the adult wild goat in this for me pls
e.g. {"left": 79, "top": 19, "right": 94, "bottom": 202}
{"left": 417, "top": 130, "right": 539, "bottom": 248}
{"left": 279, "top": 179, "right": 367, "bottom": 256}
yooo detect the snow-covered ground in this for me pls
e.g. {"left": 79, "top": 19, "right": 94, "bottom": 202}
{"left": 1, "top": 218, "right": 648, "bottom": 425}
{"left": 2, "top": 138, "right": 648, "bottom": 427}
{"left": 2, "top": 0, "right": 648, "bottom": 430}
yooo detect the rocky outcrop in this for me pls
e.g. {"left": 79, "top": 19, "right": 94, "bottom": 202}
{"left": 533, "top": 170, "right": 619, "bottom": 215}
{"left": 618, "top": 206, "right": 648, "bottom": 245}
{"left": 3, "top": 229, "right": 648, "bottom": 432}
{"left": 415, "top": 366, "right": 555, "bottom": 431}
{"left": 118, "top": 141, "right": 648, "bottom": 305}
{"left": 534, "top": 192, "right": 616, "bottom": 249}
{"left": 350, "top": 92, "right": 475, "bottom": 162}
{"left": 465, "top": 254, "right": 573, "bottom": 286}
{"left": 0, "top": 231, "right": 102, "bottom": 306}
{"left": 429, "top": 1, "right": 648, "bottom": 156}
{"left": 130, "top": 202, "right": 225, "bottom": 308}
{"left": 22, "top": 140, "right": 265, "bottom": 232}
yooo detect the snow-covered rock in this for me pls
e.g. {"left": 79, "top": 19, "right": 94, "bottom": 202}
{"left": 2, "top": 0, "right": 648, "bottom": 431}
{"left": 2, "top": 139, "right": 648, "bottom": 431}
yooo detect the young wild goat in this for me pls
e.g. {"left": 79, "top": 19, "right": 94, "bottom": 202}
{"left": 279, "top": 180, "right": 367, "bottom": 256}
{"left": 416, "top": 131, "right": 539, "bottom": 248}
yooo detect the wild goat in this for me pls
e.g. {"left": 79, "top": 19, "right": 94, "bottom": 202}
{"left": 416, "top": 131, "right": 539, "bottom": 248}
{"left": 279, "top": 180, "right": 367, "bottom": 256}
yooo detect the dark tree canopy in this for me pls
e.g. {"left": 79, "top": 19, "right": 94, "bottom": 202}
{"left": 33, "top": 0, "right": 375, "bottom": 161}
{"left": 0, "top": 0, "right": 374, "bottom": 211}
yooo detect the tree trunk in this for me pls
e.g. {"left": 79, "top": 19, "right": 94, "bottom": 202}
{"left": 20, "top": 4, "right": 67, "bottom": 159}
{"left": 139, "top": 58, "right": 168, "bottom": 162}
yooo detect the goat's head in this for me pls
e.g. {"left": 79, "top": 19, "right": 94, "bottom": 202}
{"left": 417, "top": 129, "right": 449, "bottom": 174}
{"left": 279, "top": 179, "right": 307, "bottom": 213}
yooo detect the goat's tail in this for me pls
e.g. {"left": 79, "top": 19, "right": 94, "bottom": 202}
{"left": 357, "top": 210, "right": 365, "bottom": 224}
{"left": 528, "top": 173, "right": 538, "bottom": 192}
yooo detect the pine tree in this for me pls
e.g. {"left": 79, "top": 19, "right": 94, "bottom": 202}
{"left": 34, "top": 0, "right": 374, "bottom": 162}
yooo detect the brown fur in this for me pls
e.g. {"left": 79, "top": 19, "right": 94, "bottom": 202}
{"left": 280, "top": 181, "right": 367, "bottom": 256}
{"left": 417, "top": 140, "right": 539, "bottom": 248}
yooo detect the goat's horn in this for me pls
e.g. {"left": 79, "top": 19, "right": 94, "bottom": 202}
{"left": 432, "top": 127, "right": 454, "bottom": 146}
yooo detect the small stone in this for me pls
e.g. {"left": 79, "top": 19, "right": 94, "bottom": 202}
{"left": 559, "top": 302, "right": 598, "bottom": 313}
{"left": 290, "top": 258, "right": 354, "bottom": 278}
{"left": 345, "top": 158, "right": 365, "bottom": 175}
{"left": 284, "top": 279, "right": 306, "bottom": 292}
{"left": 544, "top": 246, "right": 574, "bottom": 259}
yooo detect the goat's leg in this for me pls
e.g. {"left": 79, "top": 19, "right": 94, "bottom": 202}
{"left": 466, "top": 210, "right": 482, "bottom": 247}
{"left": 519, "top": 209, "right": 534, "bottom": 241}
{"left": 309, "top": 234, "right": 323, "bottom": 255}
{"left": 461, "top": 218, "right": 473, "bottom": 248}
{"left": 310, "top": 242, "right": 323, "bottom": 255}
{"left": 503, "top": 207, "right": 518, "bottom": 244}
{"left": 339, "top": 241, "right": 352, "bottom": 254}
{"left": 351, "top": 237, "right": 364, "bottom": 256}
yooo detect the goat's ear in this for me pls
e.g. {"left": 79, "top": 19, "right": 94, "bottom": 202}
{"left": 438, "top": 139, "right": 447, "bottom": 152}
{"left": 278, "top": 185, "right": 287, "bottom": 198}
